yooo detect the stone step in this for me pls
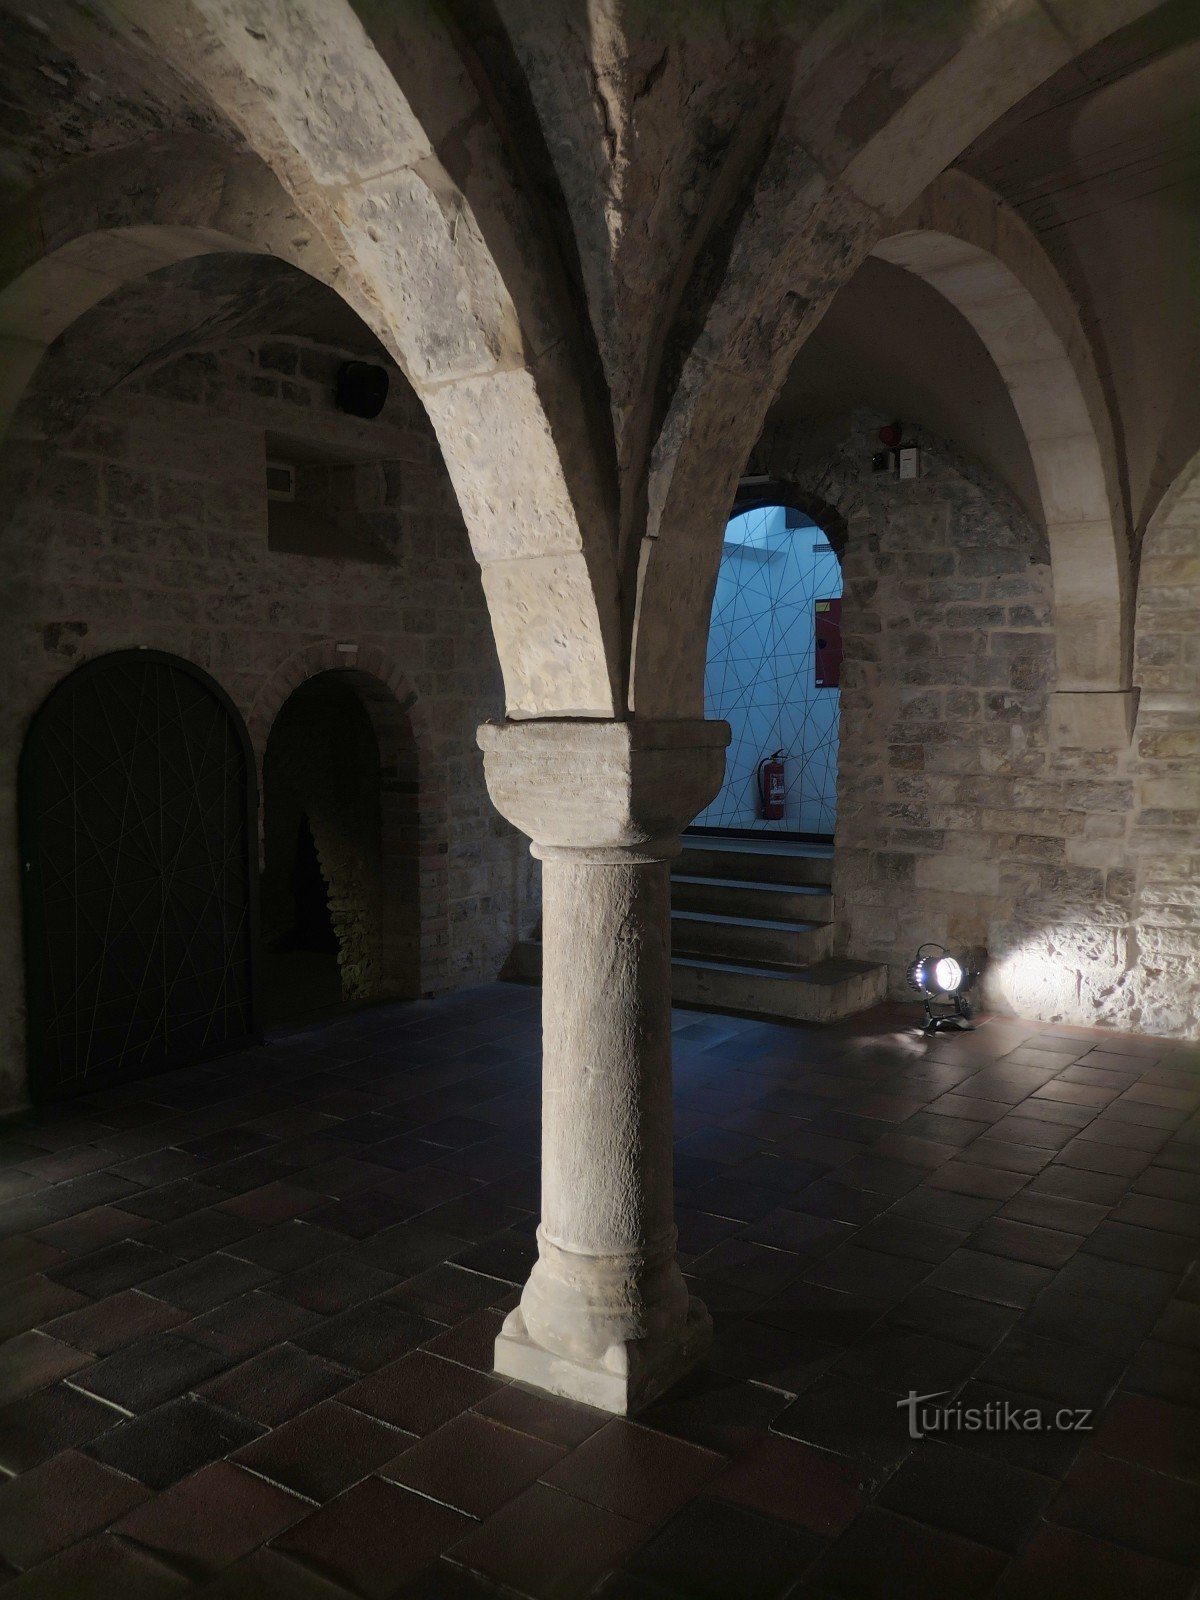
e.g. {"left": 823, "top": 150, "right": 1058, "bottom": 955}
{"left": 671, "top": 873, "right": 832, "bottom": 925}
{"left": 671, "top": 955, "right": 889, "bottom": 1023}
{"left": 510, "top": 940, "right": 886, "bottom": 1023}
{"left": 671, "top": 909, "right": 832, "bottom": 968}
{"left": 674, "top": 838, "right": 833, "bottom": 887}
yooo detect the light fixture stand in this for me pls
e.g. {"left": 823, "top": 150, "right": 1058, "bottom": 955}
{"left": 922, "top": 995, "right": 974, "bottom": 1033}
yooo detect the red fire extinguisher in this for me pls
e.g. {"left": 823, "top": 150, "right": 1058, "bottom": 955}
{"left": 758, "top": 751, "right": 786, "bottom": 820}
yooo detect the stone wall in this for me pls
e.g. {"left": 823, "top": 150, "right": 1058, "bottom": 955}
{"left": 759, "top": 412, "right": 1198, "bottom": 1038}
{"left": 0, "top": 334, "right": 541, "bottom": 1106}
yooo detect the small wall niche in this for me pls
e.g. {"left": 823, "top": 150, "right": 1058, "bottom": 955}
{"left": 265, "top": 431, "right": 398, "bottom": 563}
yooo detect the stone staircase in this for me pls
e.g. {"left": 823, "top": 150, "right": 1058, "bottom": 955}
{"left": 510, "top": 835, "right": 888, "bottom": 1023}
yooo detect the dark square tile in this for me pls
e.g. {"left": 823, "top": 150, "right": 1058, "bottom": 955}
{"left": 1090, "top": 1391, "right": 1200, "bottom": 1482}
{"left": 706, "top": 1431, "right": 862, "bottom": 1536}
{"left": 0, "top": 1382, "right": 124, "bottom": 1473}
{"left": 771, "top": 1376, "right": 915, "bottom": 1486}
{"left": 626, "top": 1495, "right": 822, "bottom": 1600}
{"left": 338, "top": 1350, "right": 500, "bottom": 1433}
{"left": 73, "top": 1330, "right": 229, "bottom": 1411}
{"left": 1047, "top": 1449, "right": 1200, "bottom": 1566}
{"left": 639, "top": 1368, "right": 792, "bottom": 1454}
{"left": 979, "top": 1330, "right": 1124, "bottom": 1409}
{"left": 273, "top": 1254, "right": 398, "bottom": 1314}
{"left": 273, "top": 1474, "right": 473, "bottom": 1599}
{"left": 45, "top": 1239, "right": 181, "bottom": 1297}
{"left": 294, "top": 1297, "right": 441, "bottom": 1372}
{"left": 991, "top": 1523, "right": 1194, "bottom": 1600}
{"left": 226, "top": 1221, "right": 345, "bottom": 1273}
{"left": 969, "top": 1216, "right": 1084, "bottom": 1269}
{"left": 878, "top": 1439, "right": 1055, "bottom": 1552}
{"left": 885, "top": 1286, "right": 1018, "bottom": 1352}
{"left": 542, "top": 1417, "right": 721, "bottom": 1525}
{"left": 926, "top": 1250, "right": 1053, "bottom": 1309}
{"left": 807, "top": 1505, "right": 1006, "bottom": 1598}
{"left": 184, "top": 1289, "right": 319, "bottom": 1357}
{"left": 0, "top": 1449, "right": 150, "bottom": 1570}
{"left": 0, "top": 1329, "right": 93, "bottom": 1403}
{"left": 387, "top": 1262, "right": 505, "bottom": 1322}
{"left": 41, "top": 1288, "right": 189, "bottom": 1354}
{"left": 833, "top": 1327, "right": 980, "bottom": 1396}
{"left": 473, "top": 1381, "right": 607, "bottom": 1448}
{"left": 0, "top": 1531, "right": 188, "bottom": 1600}
{"left": 140, "top": 1252, "right": 276, "bottom": 1312}
{"left": 85, "top": 1394, "right": 264, "bottom": 1488}
{"left": 108, "top": 1460, "right": 309, "bottom": 1575}
{"left": 708, "top": 1318, "right": 838, "bottom": 1394}
{"left": 382, "top": 1410, "right": 561, "bottom": 1517}
{"left": 233, "top": 1399, "right": 412, "bottom": 1501}
{"left": 945, "top": 1381, "right": 1089, "bottom": 1476}
{"left": 197, "top": 1342, "right": 350, "bottom": 1424}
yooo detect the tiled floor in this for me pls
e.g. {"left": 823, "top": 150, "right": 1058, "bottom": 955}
{"left": 0, "top": 984, "right": 1198, "bottom": 1598}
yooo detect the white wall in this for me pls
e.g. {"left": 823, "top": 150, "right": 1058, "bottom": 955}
{"left": 694, "top": 505, "right": 843, "bottom": 835}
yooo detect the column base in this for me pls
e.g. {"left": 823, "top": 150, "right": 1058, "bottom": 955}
{"left": 494, "top": 1296, "right": 712, "bottom": 1415}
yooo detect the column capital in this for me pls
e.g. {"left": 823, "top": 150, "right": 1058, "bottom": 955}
{"left": 477, "top": 718, "right": 730, "bottom": 860}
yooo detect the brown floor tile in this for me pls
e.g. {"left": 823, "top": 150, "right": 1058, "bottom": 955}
{"left": 0, "top": 1276, "right": 87, "bottom": 1341}
{"left": 109, "top": 1460, "right": 309, "bottom": 1575}
{"left": 273, "top": 1474, "right": 473, "bottom": 1599}
{"left": 183, "top": 1289, "right": 319, "bottom": 1357}
{"left": 638, "top": 1368, "right": 792, "bottom": 1454}
{"left": 624, "top": 1494, "right": 821, "bottom": 1599}
{"left": 73, "top": 1330, "right": 229, "bottom": 1412}
{"left": 232, "top": 1399, "right": 413, "bottom": 1501}
{"left": 448, "top": 1481, "right": 648, "bottom": 1600}
{"left": 338, "top": 1350, "right": 500, "bottom": 1433}
{"left": 878, "top": 1438, "right": 1055, "bottom": 1552}
{"left": 0, "top": 1532, "right": 187, "bottom": 1600}
{"left": 197, "top": 1341, "right": 351, "bottom": 1424}
{"left": 423, "top": 1307, "right": 507, "bottom": 1372}
{"left": 0, "top": 1449, "right": 150, "bottom": 1569}
{"left": 140, "top": 1252, "right": 277, "bottom": 1312}
{"left": 472, "top": 1380, "right": 608, "bottom": 1448}
{"left": 991, "top": 1522, "right": 1195, "bottom": 1600}
{"left": 1048, "top": 1449, "right": 1200, "bottom": 1565}
{"left": 0, "top": 1330, "right": 93, "bottom": 1404}
{"left": 706, "top": 1432, "right": 862, "bottom": 1536}
{"left": 382, "top": 1410, "right": 561, "bottom": 1517}
{"left": 1090, "top": 1390, "right": 1200, "bottom": 1482}
{"left": 807, "top": 1506, "right": 1006, "bottom": 1598}
{"left": 45, "top": 1239, "right": 182, "bottom": 1298}
{"left": 771, "top": 1375, "right": 915, "bottom": 1484}
{"left": 41, "top": 1288, "right": 189, "bottom": 1354}
{"left": 293, "top": 1297, "right": 442, "bottom": 1372}
{"left": 542, "top": 1417, "right": 722, "bottom": 1525}
{"left": 197, "top": 1547, "right": 360, "bottom": 1598}
{"left": 85, "top": 1393, "right": 265, "bottom": 1488}
{"left": 0, "top": 1382, "right": 125, "bottom": 1473}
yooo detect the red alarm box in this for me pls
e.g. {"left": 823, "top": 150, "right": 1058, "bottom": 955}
{"left": 814, "top": 598, "right": 842, "bottom": 688}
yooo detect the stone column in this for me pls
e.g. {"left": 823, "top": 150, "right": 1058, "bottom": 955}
{"left": 478, "top": 718, "right": 729, "bottom": 1414}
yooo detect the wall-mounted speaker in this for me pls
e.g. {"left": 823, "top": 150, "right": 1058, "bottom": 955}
{"left": 335, "top": 361, "right": 389, "bottom": 419}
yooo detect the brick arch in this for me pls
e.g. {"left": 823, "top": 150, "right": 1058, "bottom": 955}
{"left": 251, "top": 642, "right": 449, "bottom": 1000}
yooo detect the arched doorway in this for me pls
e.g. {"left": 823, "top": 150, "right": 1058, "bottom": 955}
{"left": 693, "top": 495, "right": 844, "bottom": 840}
{"left": 19, "top": 651, "right": 259, "bottom": 1101}
{"left": 260, "top": 670, "right": 420, "bottom": 1026}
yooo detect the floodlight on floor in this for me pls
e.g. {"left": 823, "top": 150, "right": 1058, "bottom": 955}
{"left": 906, "top": 942, "right": 983, "bottom": 1032}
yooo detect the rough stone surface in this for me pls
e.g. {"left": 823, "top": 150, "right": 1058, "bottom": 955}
{"left": 0, "top": 334, "right": 540, "bottom": 1106}
{"left": 759, "top": 413, "right": 1198, "bottom": 1039}
{"left": 480, "top": 719, "right": 728, "bottom": 1412}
